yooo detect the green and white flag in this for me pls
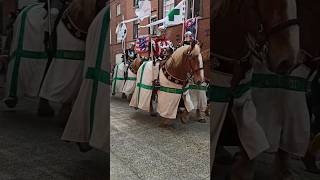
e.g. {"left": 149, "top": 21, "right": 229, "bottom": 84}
{"left": 165, "top": 0, "right": 186, "bottom": 26}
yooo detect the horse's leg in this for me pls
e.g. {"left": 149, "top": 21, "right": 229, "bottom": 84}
{"left": 159, "top": 117, "right": 173, "bottom": 128}
{"left": 180, "top": 108, "right": 189, "bottom": 124}
{"left": 272, "top": 149, "right": 293, "bottom": 179}
{"left": 4, "top": 96, "right": 18, "bottom": 108}
{"left": 37, "top": 98, "right": 55, "bottom": 117}
{"left": 150, "top": 93, "right": 158, "bottom": 116}
{"left": 303, "top": 133, "right": 320, "bottom": 173}
{"left": 230, "top": 147, "right": 255, "bottom": 180}
{"left": 58, "top": 102, "right": 73, "bottom": 127}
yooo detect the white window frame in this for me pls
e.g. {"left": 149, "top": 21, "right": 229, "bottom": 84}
{"left": 116, "top": 4, "right": 121, "bottom": 16}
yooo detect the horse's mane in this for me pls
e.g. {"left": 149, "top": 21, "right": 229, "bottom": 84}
{"left": 166, "top": 44, "right": 201, "bottom": 68}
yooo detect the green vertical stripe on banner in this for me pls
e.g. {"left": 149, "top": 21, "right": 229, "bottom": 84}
{"left": 137, "top": 62, "right": 147, "bottom": 105}
{"left": 9, "top": 4, "right": 38, "bottom": 97}
{"left": 89, "top": 8, "right": 110, "bottom": 136}
{"left": 112, "top": 64, "right": 119, "bottom": 95}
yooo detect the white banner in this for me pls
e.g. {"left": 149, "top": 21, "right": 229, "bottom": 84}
{"left": 135, "top": 0, "right": 151, "bottom": 21}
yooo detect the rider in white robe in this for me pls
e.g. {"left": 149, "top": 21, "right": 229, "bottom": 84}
{"left": 62, "top": 7, "right": 110, "bottom": 153}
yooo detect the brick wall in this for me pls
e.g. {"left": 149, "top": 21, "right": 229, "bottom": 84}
{"left": 110, "top": 0, "right": 210, "bottom": 75}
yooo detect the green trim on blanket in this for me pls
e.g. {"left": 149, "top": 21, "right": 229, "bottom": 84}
{"left": 9, "top": 4, "right": 39, "bottom": 97}
{"left": 189, "top": 85, "right": 208, "bottom": 91}
{"left": 208, "top": 83, "right": 251, "bottom": 102}
{"left": 137, "top": 82, "right": 189, "bottom": 94}
{"left": 113, "top": 77, "right": 136, "bottom": 81}
{"left": 251, "top": 73, "right": 308, "bottom": 92}
{"left": 137, "top": 62, "right": 147, "bottom": 105}
{"left": 9, "top": 50, "right": 47, "bottom": 61}
{"left": 208, "top": 73, "right": 309, "bottom": 102}
{"left": 112, "top": 64, "right": 119, "bottom": 95}
{"left": 89, "top": 8, "right": 110, "bottom": 136}
{"left": 55, "top": 50, "right": 85, "bottom": 60}
{"left": 85, "top": 67, "right": 110, "bottom": 85}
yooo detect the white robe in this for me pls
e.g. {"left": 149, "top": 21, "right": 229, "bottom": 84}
{"left": 111, "top": 62, "right": 125, "bottom": 95}
{"left": 252, "top": 61, "right": 311, "bottom": 156}
{"left": 6, "top": 4, "right": 48, "bottom": 99}
{"left": 39, "top": 16, "right": 85, "bottom": 103}
{"left": 122, "top": 67, "right": 137, "bottom": 96}
{"left": 62, "top": 7, "right": 110, "bottom": 153}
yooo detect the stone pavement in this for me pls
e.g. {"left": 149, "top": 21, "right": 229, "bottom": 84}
{"left": 0, "top": 90, "right": 108, "bottom": 180}
{"left": 110, "top": 96, "right": 210, "bottom": 180}
{"left": 213, "top": 147, "right": 320, "bottom": 180}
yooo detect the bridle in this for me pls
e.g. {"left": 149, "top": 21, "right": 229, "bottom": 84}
{"left": 248, "top": 0, "right": 300, "bottom": 63}
{"left": 185, "top": 41, "right": 204, "bottom": 76}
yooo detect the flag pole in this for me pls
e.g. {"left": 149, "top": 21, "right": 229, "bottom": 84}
{"left": 192, "top": 0, "right": 195, "bottom": 18}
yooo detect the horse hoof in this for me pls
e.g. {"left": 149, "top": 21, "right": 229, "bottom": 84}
{"left": 37, "top": 109, "right": 55, "bottom": 117}
{"left": 3, "top": 97, "right": 18, "bottom": 108}
{"left": 198, "top": 119, "right": 206, "bottom": 123}
{"left": 150, "top": 112, "right": 158, "bottom": 117}
{"left": 77, "top": 142, "right": 93, "bottom": 153}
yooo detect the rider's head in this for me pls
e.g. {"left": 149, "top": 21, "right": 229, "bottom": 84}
{"left": 157, "top": 25, "right": 167, "bottom": 38}
{"left": 129, "top": 42, "right": 135, "bottom": 50}
{"left": 184, "top": 31, "right": 193, "bottom": 42}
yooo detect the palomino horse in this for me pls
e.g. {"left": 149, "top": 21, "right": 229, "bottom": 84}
{"left": 295, "top": 0, "right": 320, "bottom": 174}
{"left": 38, "top": 0, "right": 105, "bottom": 121}
{"left": 211, "top": 0, "right": 300, "bottom": 179}
{"left": 130, "top": 41, "right": 204, "bottom": 128}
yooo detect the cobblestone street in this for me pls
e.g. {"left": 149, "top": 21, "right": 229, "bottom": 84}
{"left": 0, "top": 88, "right": 108, "bottom": 179}
{"left": 110, "top": 96, "right": 210, "bottom": 180}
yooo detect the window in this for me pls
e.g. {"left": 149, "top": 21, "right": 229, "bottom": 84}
{"left": 116, "top": 4, "right": 121, "bottom": 16}
{"left": 133, "top": 20, "right": 139, "bottom": 39}
{"left": 163, "top": 0, "right": 175, "bottom": 18}
{"left": 134, "top": 0, "right": 139, "bottom": 7}
{"left": 187, "top": 0, "right": 203, "bottom": 18}
{"left": 150, "top": 16, "right": 158, "bottom": 36}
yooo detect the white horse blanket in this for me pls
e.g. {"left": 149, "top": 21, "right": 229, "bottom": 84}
{"left": 122, "top": 67, "right": 137, "bottom": 96}
{"left": 130, "top": 60, "right": 194, "bottom": 119}
{"left": 6, "top": 4, "right": 48, "bottom": 99}
{"left": 62, "top": 7, "right": 110, "bottom": 153}
{"left": 252, "top": 61, "right": 311, "bottom": 156}
{"left": 210, "top": 69, "right": 269, "bottom": 166}
{"left": 39, "top": 13, "right": 85, "bottom": 103}
{"left": 111, "top": 62, "right": 125, "bottom": 95}
{"left": 189, "top": 82, "right": 208, "bottom": 112}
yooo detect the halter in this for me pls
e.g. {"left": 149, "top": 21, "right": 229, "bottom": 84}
{"left": 250, "top": 0, "right": 300, "bottom": 62}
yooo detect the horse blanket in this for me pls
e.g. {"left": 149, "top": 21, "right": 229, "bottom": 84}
{"left": 6, "top": 4, "right": 48, "bottom": 99}
{"left": 122, "top": 67, "right": 137, "bottom": 96}
{"left": 130, "top": 60, "right": 194, "bottom": 119}
{"left": 111, "top": 62, "right": 125, "bottom": 95}
{"left": 209, "top": 69, "right": 269, "bottom": 164}
{"left": 39, "top": 10, "right": 86, "bottom": 103}
{"left": 252, "top": 61, "right": 311, "bottom": 156}
{"left": 189, "top": 82, "right": 208, "bottom": 112}
{"left": 62, "top": 7, "right": 110, "bottom": 153}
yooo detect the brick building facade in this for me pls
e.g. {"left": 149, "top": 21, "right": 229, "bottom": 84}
{"left": 110, "top": 0, "right": 210, "bottom": 71}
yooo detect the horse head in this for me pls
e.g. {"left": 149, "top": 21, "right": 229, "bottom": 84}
{"left": 244, "top": 0, "right": 300, "bottom": 75}
{"left": 185, "top": 41, "right": 204, "bottom": 85}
